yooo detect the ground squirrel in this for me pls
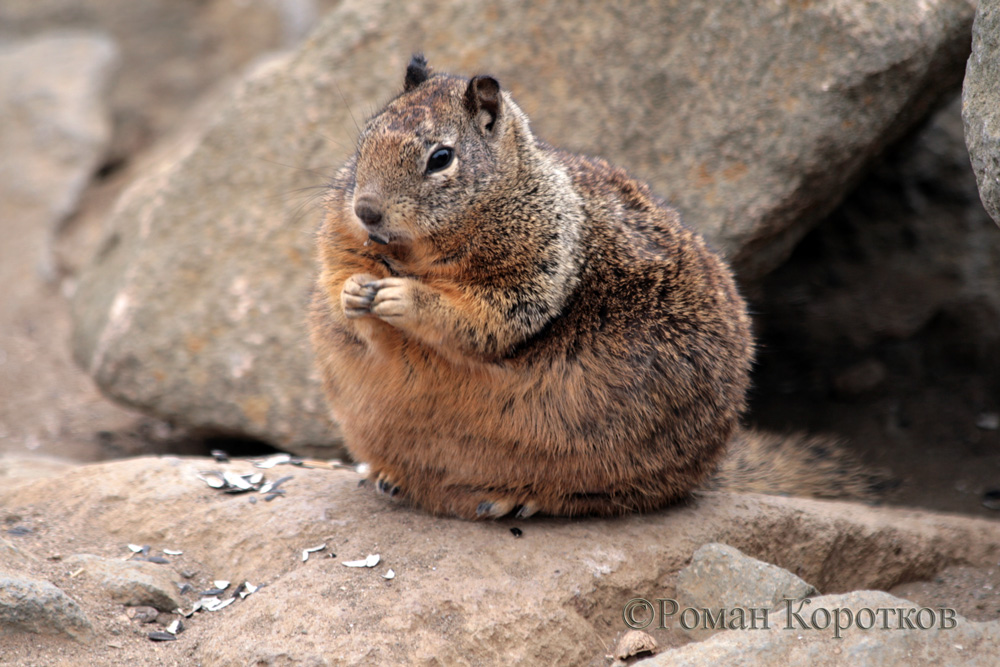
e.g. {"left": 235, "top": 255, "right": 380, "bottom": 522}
{"left": 309, "top": 55, "right": 881, "bottom": 519}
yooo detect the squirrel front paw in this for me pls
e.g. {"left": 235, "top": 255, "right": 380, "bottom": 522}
{"left": 374, "top": 471, "right": 402, "bottom": 497}
{"left": 341, "top": 273, "right": 380, "bottom": 319}
{"left": 367, "top": 277, "right": 419, "bottom": 325}
{"left": 341, "top": 274, "right": 421, "bottom": 325}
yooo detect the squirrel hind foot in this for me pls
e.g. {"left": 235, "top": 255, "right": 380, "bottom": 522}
{"left": 475, "top": 499, "right": 517, "bottom": 518}
{"left": 374, "top": 471, "right": 402, "bottom": 497}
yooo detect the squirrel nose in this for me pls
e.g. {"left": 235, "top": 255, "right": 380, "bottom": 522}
{"left": 354, "top": 196, "right": 384, "bottom": 228}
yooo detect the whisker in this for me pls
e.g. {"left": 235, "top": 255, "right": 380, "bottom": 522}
{"left": 336, "top": 82, "right": 361, "bottom": 136}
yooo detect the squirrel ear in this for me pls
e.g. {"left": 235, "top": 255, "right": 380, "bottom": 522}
{"left": 404, "top": 53, "right": 430, "bottom": 91}
{"left": 464, "top": 75, "right": 502, "bottom": 134}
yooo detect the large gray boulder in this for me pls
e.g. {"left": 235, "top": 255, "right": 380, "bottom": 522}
{"left": 0, "top": 32, "right": 118, "bottom": 282}
{"left": 71, "top": 0, "right": 977, "bottom": 452}
{"left": 0, "top": 32, "right": 133, "bottom": 457}
{"left": 964, "top": 0, "right": 1000, "bottom": 226}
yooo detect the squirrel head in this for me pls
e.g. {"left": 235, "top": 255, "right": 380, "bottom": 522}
{"left": 347, "top": 55, "right": 531, "bottom": 249}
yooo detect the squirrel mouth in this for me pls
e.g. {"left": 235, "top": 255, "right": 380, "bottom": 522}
{"left": 365, "top": 232, "right": 389, "bottom": 246}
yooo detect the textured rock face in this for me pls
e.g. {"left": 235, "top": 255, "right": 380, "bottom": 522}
{"left": 0, "top": 575, "right": 93, "bottom": 643}
{"left": 675, "top": 542, "right": 819, "bottom": 640}
{"left": 0, "top": 32, "right": 118, "bottom": 272}
{"left": 70, "top": 0, "right": 977, "bottom": 452}
{"left": 64, "top": 554, "right": 184, "bottom": 611}
{"left": 0, "top": 32, "right": 131, "bottom": 455}
{"left": 0, "top": 537, "right": 37, "bottom": 571}
{"left": 964, "top": 0, "right": 1000, "bottom": 226}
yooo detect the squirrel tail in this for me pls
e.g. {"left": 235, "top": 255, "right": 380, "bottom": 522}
{"left": 705, "top": 429, "right": 895, "bottom": 501}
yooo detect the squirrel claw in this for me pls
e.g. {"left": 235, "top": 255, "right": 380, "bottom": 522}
{"left": 375, "top": 474, "right": 401, "bottom": 497}
{"left": 475, "top": 499, "right": 516, "bottom": 518}
{"left": 514, "top": 503, "right": 539, "bottom": 519}
{"left": 341, "top": 274, "right": 380, "bottom": 318}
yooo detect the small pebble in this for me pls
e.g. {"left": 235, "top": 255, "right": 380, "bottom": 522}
{"left": 613, "top": 629, "right": 657, "bottom": 660}
{"left": 126, "top": 606, "right": 159, "bottom": 623}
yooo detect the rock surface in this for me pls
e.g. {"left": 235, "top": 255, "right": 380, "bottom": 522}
{"left": 676, "top": 542, "right": 819, "bottom": 640}
{"left": 0, "top": 537, "right": 36, "bottom": 571}
{"left": 70, "top": 50, "right": 341, "bottom": 453}
{"left": 639, "top": 590, "right": 1000, "bottom": 666}
{"left": 613, "top": 630, "right": 658, "bottom": 661}
{"left": 0, "top": 574, "right": 93, "bottom": 642}
{"left": 71, "top": 0, "right": 977, "bottom": 451}
{"left": 64, "top": 554, "right": 183, "bottom": 612}
{"left": 1, "top": 456, "right": 1000, "bottom": 664}
{"left": 0, "top": 32, "right": 139, "bottom": 458}
{"left": 0, "top": 32, "right": 118, "bottom": 276}
{"left": 964, "top": 0, "right": 1000, "bottom": 225}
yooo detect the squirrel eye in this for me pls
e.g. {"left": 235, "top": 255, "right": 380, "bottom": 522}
{"left": 425, "top": 147, "right": 454, "bottom": 174}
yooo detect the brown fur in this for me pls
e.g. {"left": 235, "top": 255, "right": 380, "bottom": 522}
{"left": 709, "top": 431, "right": 888, "bottom": 500}
{"left": 308, "top": 57, "right": 876, "bottom": 520}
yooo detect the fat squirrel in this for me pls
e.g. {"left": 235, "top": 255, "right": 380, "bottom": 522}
{"left": 309, "top": 55, "right": 881, "bottom": 519}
